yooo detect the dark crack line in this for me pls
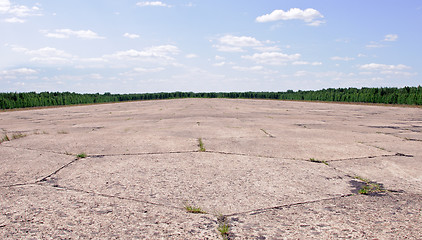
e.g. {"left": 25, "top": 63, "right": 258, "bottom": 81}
{"left": 0, "top": 182, "right": 37, "bottom": 188}
{"left": 0, "top": 145, "right": 73, "bottom": 157}
{"left": 89, "top": 150, "right": 198, "bottom": 158}
{"left": 36, "top": 158, "right": 80, "bottom": 183}
{"left": 326, "top": 153, "right": 411, "bottom": 163}
{"left": 37, "top": 183, "right": 185, "bottom": 212}
{"left": 224, "top": 193, "right": 355, "bottom": 218}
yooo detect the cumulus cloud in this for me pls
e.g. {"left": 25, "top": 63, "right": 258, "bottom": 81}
{"left": 359, "top": 63, "right": 410, "bottom": 71}
{"left": 104, "top": 45, "right": 180, "bottom": 66}
{"left": 256, "top": 8, "right": 325, "bottom": 26}
{"left": 384, "top": 34, "right": 398, "bottom": 42}
{"left": 136, "top": 1, "right": 171, "bottom": 7}
{"left": 185, "top": 54, "right": 198, "bottom": 58}
{"left": 42, "top": 29, "right": 105, "bottom": 39}
{"left": 292, "top": 61, "right": 322, "bottom": 66}
{"left": 331, "top": 56, "right": 355, "bottom": 61}
{"left": 242, "top": 52, "right": 300, "bottom": 65}
{"left": 213, "top": 35, "right": 264, "bottom": 52}
{"left": 123, "top": 33, "right": 140, "bottom": 39}
{"left": 1, "top": 67, "right": 37, "bottom": 75}
{"left": 0, "top": 0, "right": 42, "bottom": 23}
{"left": 232, "top": 65, "right": 264, "bottom": 71}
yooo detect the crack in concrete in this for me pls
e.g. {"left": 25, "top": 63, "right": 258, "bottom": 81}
{"left": 36, "top": 182, "right": 185, "bottom": 212}
{"left": 89, "top": 150, "right": 198, "bottom": 158}
{"left": 326, "top": 152, "right": 412, "bottom": 163}
{"left": 36, "top": 158, "right": 81, "bottom": 183}
{"left": 224, "top": 194, "right": 355, "bottom": 218}
{"left": 0, "top": 145, "right": 73, "bottom": 157}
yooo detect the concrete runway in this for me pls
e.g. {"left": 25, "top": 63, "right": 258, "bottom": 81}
{"left": 1, "top": 99, "right": 421, "bottom": 239}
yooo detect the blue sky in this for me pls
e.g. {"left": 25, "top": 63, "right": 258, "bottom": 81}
{"left": 0, "top": 0, "right": 421, "bottom": 93}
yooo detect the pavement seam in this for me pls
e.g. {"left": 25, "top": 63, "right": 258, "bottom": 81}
{"left": 224, "top": 194, "right": 355, "bottom": 217}
{"left": 36, "top": 183, "right": 186, "bottom": 212}
{"left": 36, "top": 157, "right": 81, "bottom": 183}
{"left": 326, "top": 152, "right": 412, "bottom": 163}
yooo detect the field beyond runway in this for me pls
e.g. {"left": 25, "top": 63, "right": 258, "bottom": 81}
{"left": 1, "top": 98, "right": 421, "bottom": 239}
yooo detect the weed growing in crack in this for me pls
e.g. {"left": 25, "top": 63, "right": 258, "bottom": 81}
{"left": 198, "top": 138, "right": 206, "bottom": 152}
{"left": 12, "top": 133, "right": 26, "bottom": 140}
{"left": 184, "top": 204, "right": 206, "bottom": 214}
{"left": 77, "top": 153, "right": 87, "bottom": 159}
{"left": 217, "top": 214, "right": 231, "bottom": 240}
{"left": 309, "top": 158, "right": 329, "bottom": 165}
{"left": 354, "top": 176, "right": 384, "bottom": 195}
{"left": 1, "top": 134, "right": 10, "bottom": 143}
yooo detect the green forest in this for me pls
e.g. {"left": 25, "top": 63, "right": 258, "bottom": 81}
{"left": 1, "top": 86, "right": 421, "bottom": 110}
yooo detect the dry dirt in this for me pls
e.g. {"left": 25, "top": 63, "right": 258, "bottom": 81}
{"left": 0, "top": 98, "right": 421, "bottom": 239}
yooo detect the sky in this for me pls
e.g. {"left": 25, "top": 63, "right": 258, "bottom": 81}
{"left": 0, "top": 0, "right": 421, "bottom": 93}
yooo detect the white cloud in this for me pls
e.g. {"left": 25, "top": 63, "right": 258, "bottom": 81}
{"left": 213, "top": 35, "right": 265, "bottom": 52}
{"left": 256, "top": 8, "right": 325, "bottom": 26}
{"left": 242, "top": 52, "right": 300, "bottom": 65}
{"left": 185, "top": 53, "right": 198, "bottom": 58}
{"left": 0, "top": 0, "right": 11, "bottom": 13}
{"left": 213, "top": 61, "right": 226, "bottom": 67}
{"left": 104, "top": 45, "right": 180, "bottom": 66}
{"left": 42, "top": 29, "right": 105, "bottom": 39}
{"left": 4, "top": 16, "right": 24, "bottom": 23}
{"left": 133, "top": 67, "right": 165, "bottom": 72}
{"left": 215, "top": 55, "right": 225, "bottom": 61}
{"left": 136, "top": 1, "right": 171, "bottom": 7}
{"left": 10, "top": 45, "right": 75, "bottom": 65}
{"left": 219, "top": 35, "right": 262, "bottom": 47}
{"left": 331, "top": 56, "right": 355, "bottom": 61}
{"left": 359, "top": 63, "right": 411, "bottom": 71}
{"left": 1, "top": 67, "right": 37, "bottom": 75}
{"left": 0, "top": 1, "right": 42, "bottom": 23}
{"left": 213, "top": 45, "right": 244, "bottom": 52}
{"left": 384, "top": 34, "right": 398, "bottom": 42}
{"left": 232, "top": 65, "right": 264, "bottom": 71}
{"left": 254, "top": 46, "right": 281, "bottom": 52}
{"left": 292, "top": 61, "right": 322, "bottom": 66}
{"left": 366, "top": 41, "right": 384, "bottom": 48}
{"left": 123, "top": 33, "right": 140, "bottom": 39}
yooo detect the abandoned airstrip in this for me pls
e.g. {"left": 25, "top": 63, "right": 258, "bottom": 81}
{"left": 1, "top": 98, "right": 421, "bottom": 239}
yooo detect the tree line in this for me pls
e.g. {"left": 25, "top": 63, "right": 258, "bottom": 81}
{"left": 1, "top": 86, "right": 421, "bottom": 110}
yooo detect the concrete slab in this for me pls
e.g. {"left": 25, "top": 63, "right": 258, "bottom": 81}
{"left": 0, "top": 185, "right": 218, "bottom": 239}
{"left": 228, "top": 192, "right": 422, "bottom": 239}
{"left": 330, "top": 156, "right": 422, "bottom": 194}
{"left": 0, "top": 147, "right": 75, "bottom": 186}
{"left": 52, "top": 152, "right": 353, "bottom": 214}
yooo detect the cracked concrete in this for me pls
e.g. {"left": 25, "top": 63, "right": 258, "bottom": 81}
{"left": 1, "top": 98, "right": 421, "bottom": 239}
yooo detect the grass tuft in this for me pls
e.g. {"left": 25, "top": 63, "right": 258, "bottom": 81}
{"left": 354, "top": 176, "right": 384, "bottom": 195}
{"left": 218, "top": 223, "right": 230, "bottom": 239}
{"left": 309, "top": 158, "right": 329, "bottom": 165}
{"left": 76, "top": 153, "right": 87, "bottom": 159}
{"left": 12, "top": 133, "right": 26, "bottom": 140}
{"left": 217, "top": 214, "right": 230, "bottom": 240}
{"left": 1, "top": 134, "right": 10, "bottom": 143}
{"left": 198, "top": 138, "right": 206, "bottom": 152}
{"left": 184, "top": 204, "right": 206, "bottom": 214}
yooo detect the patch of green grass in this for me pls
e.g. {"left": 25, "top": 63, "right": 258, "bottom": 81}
{"left": 198, "top": 138, "right": 206, "bottom": 152}
{"left": 309, "top": 158, "right": 329, "bottom": 165}
{"left": 354, "top": 176, "right": 384, "bottom": 195}
{"left": 1, "top": 134, "right": 10, "bottom": 143}
{"left": 184, "top": 204, "right": 206, "bottom": 214}
{"left": 76, "top": 153, "right": 87, "bottom": 159}
{"left": 57, "top": 130, "right": 69, "bottom": 134}
{"left": 217, "top": 214, "right": 230, "bottom": 240}
{"left": 218, "top": 223, "right": 230, "bottom": 239}
{"left": 12, "top": 133, "right": 26, "bottom": 140}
